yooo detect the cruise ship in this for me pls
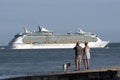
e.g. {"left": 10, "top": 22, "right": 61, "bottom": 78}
{"left": 8, "top": 26, "right": 109, "bottom": 49}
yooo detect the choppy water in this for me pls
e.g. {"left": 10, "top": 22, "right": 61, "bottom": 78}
{"left": 0, "top": 43, "right": 120, "bottom": 79}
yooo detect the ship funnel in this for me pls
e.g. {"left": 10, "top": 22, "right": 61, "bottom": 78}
{"left": 38, "top": 26, "right": 49, "bottom": 32}
{"left": 79, "top": 29, "right": 85, "bottom": 33}
{"left": 24, "top": 27, "right": 30, "bottom": 33}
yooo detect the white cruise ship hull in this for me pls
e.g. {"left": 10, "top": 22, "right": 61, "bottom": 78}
{"left": 8, "top": 27, "right": 109, "bottom": 49}
{"left": 9, "top": 41, "right": 109, "bottom": 49}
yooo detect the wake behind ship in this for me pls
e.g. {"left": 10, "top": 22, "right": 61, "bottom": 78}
{"left": 8, "top": 26, "right": 109, "bottom": 49}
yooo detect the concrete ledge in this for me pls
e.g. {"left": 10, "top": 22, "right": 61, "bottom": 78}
{"left": 2, "top": 66, "right": 120, "bottom": 80}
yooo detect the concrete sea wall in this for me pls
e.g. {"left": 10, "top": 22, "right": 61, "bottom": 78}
{"left": 2, "top": 67, "right": 120, "bottom": 80}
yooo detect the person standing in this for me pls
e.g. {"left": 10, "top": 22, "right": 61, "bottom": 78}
{"left": 74, "top": 42, "right": 83, "bottom": 71}
{"left": 83, "top": 42, "right": 91, "bottom": 70}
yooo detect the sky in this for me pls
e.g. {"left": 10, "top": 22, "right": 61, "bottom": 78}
{"left": 0, "top": 0, "right": 120, "bottom": 45}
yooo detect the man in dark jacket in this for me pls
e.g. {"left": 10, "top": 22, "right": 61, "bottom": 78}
{"left": 74, "top": 42, "right": 83, "bottom": 70}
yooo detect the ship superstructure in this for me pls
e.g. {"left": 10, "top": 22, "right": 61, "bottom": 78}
{"left": 8, "top": 26, "right": 109, "bottom": 49}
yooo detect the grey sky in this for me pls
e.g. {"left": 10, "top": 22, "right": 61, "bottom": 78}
{"left": 0, "top": 0, "right": 120, "bottom": 45}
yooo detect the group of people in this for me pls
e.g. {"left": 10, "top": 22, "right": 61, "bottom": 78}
{"left": 74, "top": 42, "right": 90, "bottom": 70}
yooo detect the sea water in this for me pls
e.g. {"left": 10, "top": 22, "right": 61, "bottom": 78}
{"left": 0, "top": 43, "right": 120, "bottom": 79}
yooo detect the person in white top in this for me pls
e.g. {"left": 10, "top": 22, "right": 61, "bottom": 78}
{"left": 83, "top": 42, "right": 90, "bottom": 70}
